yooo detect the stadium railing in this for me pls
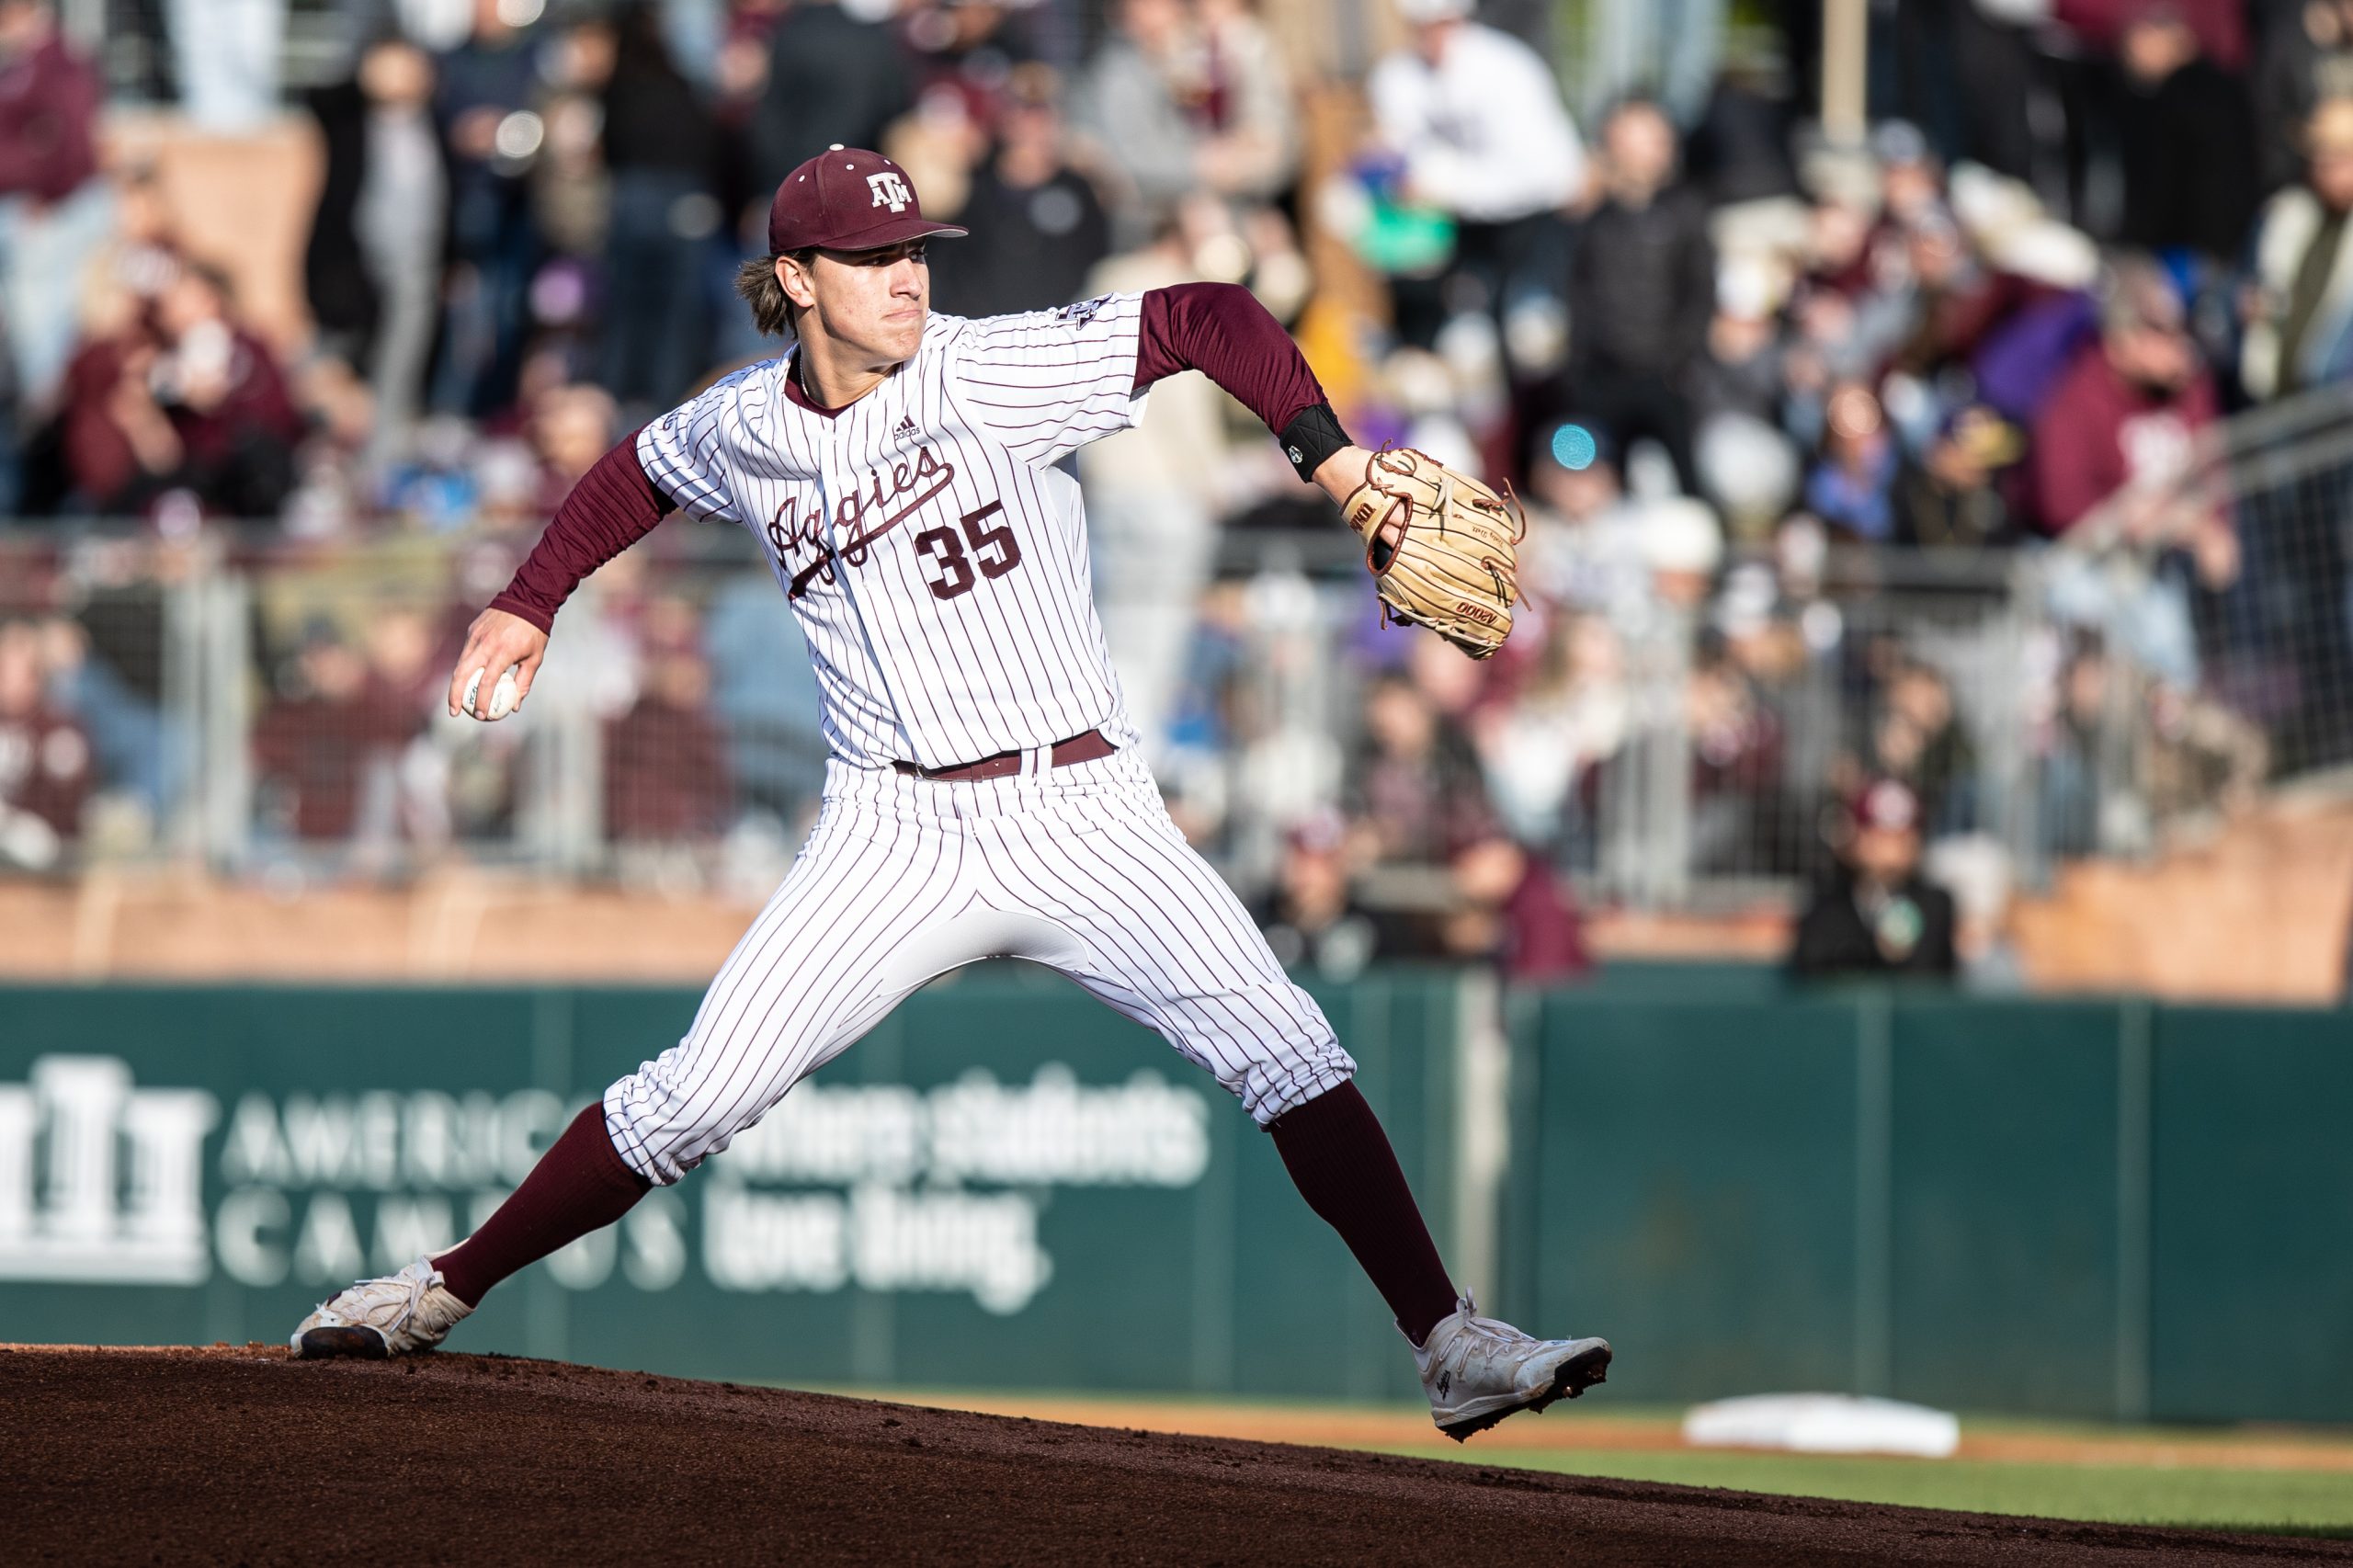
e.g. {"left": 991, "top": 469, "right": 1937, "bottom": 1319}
{"left": 6, "top": 382, "right": 2351, "bottom": 909}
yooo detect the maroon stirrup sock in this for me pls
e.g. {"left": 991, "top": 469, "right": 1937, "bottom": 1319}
{"left": 1268, "top": 1081, "right": 1460, "bottom": 1346}
{"left": 433, "top": 1103, "right": 651, "bottom": 1307}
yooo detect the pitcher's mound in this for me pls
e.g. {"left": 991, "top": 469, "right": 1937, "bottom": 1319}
{"left": 2, "top": 1346, "right": 2337, "bottom": 1565}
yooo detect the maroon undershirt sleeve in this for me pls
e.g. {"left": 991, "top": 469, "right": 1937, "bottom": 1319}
{"left": 1133, "top": 282, "right": 1330, "bottom": 437}
{"left": 487, "top": 432, "right": 677, "bottom": 634}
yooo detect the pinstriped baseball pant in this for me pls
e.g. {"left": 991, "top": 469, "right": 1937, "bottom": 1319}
{"left": 603, "top": 747, "right": 1356, "bottom": 1185}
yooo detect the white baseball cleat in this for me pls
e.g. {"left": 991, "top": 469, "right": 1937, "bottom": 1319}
{"left": 1414, "top": 1294, "right": 1611, "bottom": 1441}
{"left": 290, "top": 1256, "right": 473, "bottom": 1360}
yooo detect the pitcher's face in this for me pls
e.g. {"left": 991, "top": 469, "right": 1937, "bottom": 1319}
{"left": 782, "top": 240, "right": 931, "bottom": 368}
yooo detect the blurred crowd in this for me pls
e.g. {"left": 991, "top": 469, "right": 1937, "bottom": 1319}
{"left": 6, "top": 0, "right": 2353, "bottom": 988}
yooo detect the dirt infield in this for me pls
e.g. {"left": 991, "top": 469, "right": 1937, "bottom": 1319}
{"left": 7, "top": 1346, "right": 2347, "bottom": 1566}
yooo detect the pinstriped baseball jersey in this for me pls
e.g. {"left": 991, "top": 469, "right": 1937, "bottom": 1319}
{"left": 637, "top": 293, "right": 1153, "bottom": 770}
{"left": 597, "top": 287, "right": 1354, "bottom": 1187}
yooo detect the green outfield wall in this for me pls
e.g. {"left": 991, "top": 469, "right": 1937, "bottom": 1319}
{"left": 1506, "top": 983, "right": 2353, "bottom": 1425}
{"left": 6, "top": 970, "right": 2348, "bottom": 1422}
{"left": 0, "top": 970, "right": 1465, "bottom": 1402}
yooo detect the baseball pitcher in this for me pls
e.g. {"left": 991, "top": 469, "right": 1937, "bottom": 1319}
{"left": 293, "top": 147, "right": 1601, "bottom": 1439}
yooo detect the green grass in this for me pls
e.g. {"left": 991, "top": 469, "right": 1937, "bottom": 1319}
{"left": 840, "top": 1386, "right": 2353, "bottom": 1538}
{"left": 1406, "top": 1447, "right": 2353, "bottom": 1537}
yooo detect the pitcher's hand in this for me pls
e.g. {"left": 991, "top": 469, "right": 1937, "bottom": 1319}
{"left": 447, "top": 608, "right": 549, "bottom": 721}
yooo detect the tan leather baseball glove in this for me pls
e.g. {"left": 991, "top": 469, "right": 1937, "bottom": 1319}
{"left": 1340, "top": 448, "right": 1524, "bottom": 660}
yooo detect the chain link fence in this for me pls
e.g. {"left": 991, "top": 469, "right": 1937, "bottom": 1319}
{"left": 6, "top": 385, "right": 2351, "bottom": 911}
{"left": 2026, "top": 382, "right": 2353, "bottom": 867}
{"left": 0, "top": 521, "right": 2220, "bottom": 905}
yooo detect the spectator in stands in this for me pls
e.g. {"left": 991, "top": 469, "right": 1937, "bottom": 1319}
{"left": 529, "top": 18, "right": 619, "bottom": 270}
{"left": 2028, "top": 256, "right": 2217, "bottom": 539}
{"left": 1565, "top": 97, "right": 1712, "bottom": 496}
{"left": 31, "top": 611, "right": 174, "bottom": 835}
{"left": 0, "top": 0, "right": 108, "bottom": 410}
{"left": 606, "top": 629, "right": 733, "bottom": 844}
{"left": 1519, "top": 421, "right": 1647, "bottom": 626}
{"left": 1348, "top": 669, "right": 1496, "bottom": 869}
{"left": 1, "top": 311, "right": 27, "bottom": 513}
{"left": 358, "top": 605, "right": 449, "bottom": 858}
{"left": 1521, "top": 419, "right": 1722, "bottom": 628}
{"left": 1474, "top": 610, "right": 1628, "bottom": 864}
{"left": 306, "top": 35, "right": 447, "bottom": 459}
{"left": 1871, "top": 659, "right": 1979, "bottom": 836}
{"left": 0, "top": 616, "right": 91, "bottom": 869}
{"left": 1690, "top": 257, "right": 1800, "bottom": 539}
{"left": 599, "top": 2, "right": 720, "bottom": 413}
{"left": 712, "top": 0, "right": 788, "bottom": 173}
{"left": 147, "top": 264, "right": 304, "bottom": 518}
{"left": 705, "top": 570, "right": 826, "bottom": 834}
{"left": 2252, "top": 0, "right": 2353, "bottom": 189}
{"left": 166, "top": 0, "right": 284, "bottom": 132}
{"left": 1689, "top": 259, "right": 1784, "bottom": 433}
{"left": 253, "top": 620, "right": 391, "bottom": 845}
{"left": 1449, "top": 834, "right": 1592, "bottom": 983}
{"left": 2244, "top": 97, "right": 2353, "bottom": 402}
{"left": 1802, "top": 382, "right": 1900, "bottom": 543}
{"left": 1788, "top": 776, "right": 1959, "bottom": 981}
{"left": 2109, "top": 6, "right": 2257, "bottom": 263}
{"left": 2241, "top": 103, "right": 2353, "bottom": 771}
{"left": 1253, "top": 809, "right": 1387, "bottom": 982}
{"left": 1687, "top": 640, "right": 1791, "bottom": 875}
{"left": 747, "top": 0, "right": 911, "bottom": 198}
{"left": 1075, "top": 0, "right": 1210, "bottom": 244}
{"left": 2035, "top": 636, "right": 2107, "bottom": 858}
{"left": 1347, "top": 662, "right": 1590, "bottom": 976}
{"left": 1895, "top": 403, "right": 2018, "bottom": 550}
{"left": 930, "top": 66, "right": 1111, "bottom": 318}
{"left": 1192, "top": 0, "right": 1300, "bottom": 208}
{"left": 1367, "top": 0, "right": 1584, "bottom": 347}
{"left": 58, "top": 321, "right": 176, "bottom": 516}
{"left": 58, "top": 263, "right": 301, "bottom": 519}
{"left": 432, "top": 0, "right": 545, "bottom": 418}
{"left": 527, "top": 377, "right": 617, "bottom": 516}
{"left": 901, "top": 0, "right": 1045, "bottom": 120}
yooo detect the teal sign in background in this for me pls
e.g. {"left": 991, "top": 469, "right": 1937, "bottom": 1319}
{"left": 0, "top": 971, "right": 1463, "bottom": 1403}
{"left": 9, "top": 969, "right": 2352, "bottom": 1423}
{"left": 1506, "top": 983, "right": 2353, "bottom": 1424}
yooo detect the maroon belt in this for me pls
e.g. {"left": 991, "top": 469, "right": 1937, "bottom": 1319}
{"left": 892, "top": 728, "right": 1116, "bottom": 782}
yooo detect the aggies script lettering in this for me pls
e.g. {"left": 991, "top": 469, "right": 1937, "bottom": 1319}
{"left": 769, "top": 442, "right": 1022, "bottom": 603}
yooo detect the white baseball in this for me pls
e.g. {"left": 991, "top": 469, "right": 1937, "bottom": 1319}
{"left": 464, "top": 666, "right": 521, "bottom": 721}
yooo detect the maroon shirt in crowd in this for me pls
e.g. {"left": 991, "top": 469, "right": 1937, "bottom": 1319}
{"left": 0, "top": 31, "right": 99, "bottom": 203}
{"left": 58, "top": 328, "right": 306, "bottom": 514}
{"left": 171, "top": 328, "right": 306, "bottom": 472}
{"left": 2028, "top": 344, "right": 2219, "bottom": 535}
{"left": 252, "top": 691, "right": 414, "bottom": 841}
{"left": 59, "top": 337, "right": 152, "bottom": 506}
{"left": 0, "top": 702, "right": 93, "bottom": 837}
{"left": 605, "top": 697, "right": 733, "bottom": 840}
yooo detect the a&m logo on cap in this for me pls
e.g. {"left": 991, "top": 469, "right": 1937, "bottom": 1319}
{"left": 867, "top": 171, "right": 913, "bottom": 212}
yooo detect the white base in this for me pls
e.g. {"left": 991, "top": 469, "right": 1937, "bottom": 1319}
{"left": 1681, "top": 1393, "right": 1961, "bottom": 1458}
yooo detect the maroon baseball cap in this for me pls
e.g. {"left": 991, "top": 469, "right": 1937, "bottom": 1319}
{"left": 767, "top": 144, "right": 968, "bottom": 255}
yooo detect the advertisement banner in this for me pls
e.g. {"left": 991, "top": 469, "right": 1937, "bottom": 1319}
{"left": 0, "top": 972, "right": 1463, "bottom": 1402}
